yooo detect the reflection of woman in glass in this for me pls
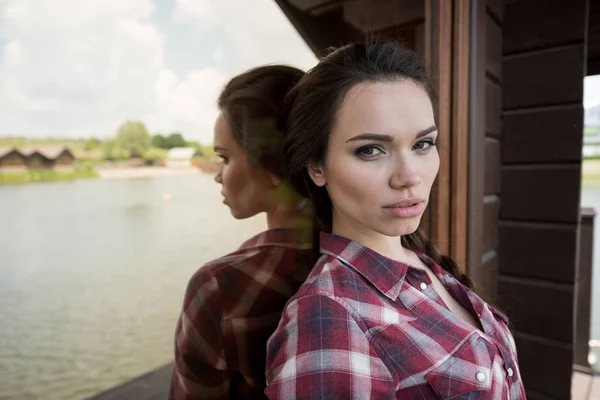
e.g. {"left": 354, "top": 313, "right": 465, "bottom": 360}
{"left": 265, "top": 42, "right": 525, "bottom": 399}
{"left": 170, "top": 65, "right": 313, "bottom": 399}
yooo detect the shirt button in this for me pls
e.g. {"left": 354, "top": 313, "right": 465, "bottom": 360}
{"left": 507, "top": 367, "right": 514, "bottom": 377}
{"left": 476, "top": 371, "right": 486, "bottom": 383}
{"left": 419, "top": 282, "right": 427, "bottom": 290}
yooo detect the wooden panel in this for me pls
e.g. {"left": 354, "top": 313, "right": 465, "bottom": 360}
{"left": 487, "top": 0, "right": 503, "bottom": 21}
{"left": 499, "top": 221, "right": 578, "bottom": 283}
{"left": 467, "top": 0, "right": 487, "bottom": 272}
{"left": 502, "top": 105, "right": 583, "bottom": 164}
{"left": 485, "top": 79, "right": 501, "bottom": 136}
{"left": 426, "top": 0, "right": 453, "bottom": 256}
{"left": 497, "top": 277, "right": 573, "bottom": 342}
{"left": 343, "top": 0, "right": 424, "bottom": 32}
{"left": 486, "top": 16, "right": 502, "bottom": 80}
{"left": 483, "top": 197, "right": 499, "bottom": 253}
{"left": 471, "top": 251, "right": 498, "bottom": 303}
{"left": 501, "top": 166, "right": 581, "bottom": 223}
{"left": 514, "top": 334, "right": 572, "bottom": 399}
{"left": 289, "top": 0, "right": 339, "bottom": 12}
{"left": 503, "top": 45, "right": 585, "bottom": 110}
{"left": 503, "top": 0, "right": 587, "bottom": 55}
{"left": 575, "top": 209, "right": 595, "bottom": 369}
{"left": 450, "top": 0, "right": 470, "bottom": 269}
{"left": 588, "top": 0, "right": 600, "bottom": 63}
{"left": 485, "top": 139, "right": 500, "bottom": 194}
{"left": 275, "top": 1, "right": 363, "bottom": 57}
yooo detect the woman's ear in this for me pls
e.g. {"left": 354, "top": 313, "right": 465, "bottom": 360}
{"left": 307, "top": 162, "right": 326, "bottom": 187}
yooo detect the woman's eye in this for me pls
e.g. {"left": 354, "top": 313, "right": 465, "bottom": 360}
{"left": 356, "top": 145, "right": 383, "bottom": 158}
{"left": 414, "top": 139, "right": 436, "bottom": 151}
{"left": 218, "top": 155, "right": 229, "bottom": 164}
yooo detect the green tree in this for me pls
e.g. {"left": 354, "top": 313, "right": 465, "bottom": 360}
{"left": 116, "top": 121, "right": 151, "bottom": 157}
{"left": 85, "top": 137, "right": 102, "bottom": 151}
{"left": 152, "top": 134, "right": 166, "bottom": 148}
{"left": 102, "top": 139, "right": 127, "bottom": 161}
{"left": 164, "top": 132, "right": 187, "bottom": 149}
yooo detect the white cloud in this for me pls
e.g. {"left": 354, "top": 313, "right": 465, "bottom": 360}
{"left": 145, "top": 67, "right": 227, "bottom": 142}
{"left": 0, "top": 0, "right": 317, "bottom": 143}
{"left": 171, "top": 0, "right": 317, "bottom": 74}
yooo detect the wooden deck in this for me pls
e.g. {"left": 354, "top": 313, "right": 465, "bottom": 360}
{"left": 87, "top": 364, "right": 172, "bottom": 400}
{"left": 88, "top": 364, "right": 599, "bottom": 399}
{"left": 572, "top": 371, "right": 600, "bottom": 400}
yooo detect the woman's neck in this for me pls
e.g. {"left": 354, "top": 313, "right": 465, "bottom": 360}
{"left": 331, "top": 212, "right": 412, "bottom": 263}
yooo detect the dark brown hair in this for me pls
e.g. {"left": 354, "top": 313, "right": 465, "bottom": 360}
{"left": 218, "top": 65, "right": 304, "bottom": 179}
{"left": 282, "top": 41, "right": 472, "bottom": 288}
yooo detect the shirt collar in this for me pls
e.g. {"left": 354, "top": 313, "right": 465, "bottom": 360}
{"left": 240, "top": 228, "right": 312, "bottom": 250}
{"left": 319, "top": 231, "right": 408, "bottom": 300}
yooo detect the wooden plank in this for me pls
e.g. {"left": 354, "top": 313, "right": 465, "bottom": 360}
{"left": 426, "top": 0, "right": 453, "bottom": 256}
{"left": 289, "top": 0, "right": 339, "bottom": 12}
{"left": 498, "top": 222, "right": 578, "bottom": 283}
{"left": 451, "top": 0, "right": 470, "bottom": 269}
{"left": 500, "top": 166, "right": 581, "bottom": 223}
{"left": 503, "top": 0, "right": 587, "bottom": 55}
{"left": 471, "top": 250, "right": 498, "bottom": 303}
{"left": 484, "top": 138, "right": 500, "bottom": 194}
{"left": 89, "top": 364, "right": 172, "bottom": 400}
{"left": 503, "top": 45, "right": 585, "bottom": 110}
{"left": 486, "top": 15, "right": 502, "bottom": 80}
{"left": 497, "top": 277, "right": 573, "bottom": 343}
{"left": 485, "top": 79, "right": 501, "bottom": 136}
{"left": 487, "top": 0, "right": 503, "bottom": 21}
{"left": 502, "top": 105, "right": 583, "bottom": 163}
{"left": 343, "top": 0, "right": 425, "bottom": 32}
{"left": 483, "top": 197, "right": 499, "bottom": 253}
{"left": 274, "top": 1, "right": 363, "bottom": 57}
{"left": 467, "top": 0, "right": 488, "bottom": 272}
{"left": 574, "top": 209, "right": 595, "bottom": 369}
{"left": 514, "top": 334, "right": 572, "bottom": 399}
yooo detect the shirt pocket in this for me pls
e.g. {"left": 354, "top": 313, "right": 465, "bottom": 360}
{"left": 424, "top": 333, "right": 495, "bottom": 399}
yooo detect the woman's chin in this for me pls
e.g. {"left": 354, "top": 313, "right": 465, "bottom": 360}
{"left": 379, "top": 218, "right": 422, "bottom": 237}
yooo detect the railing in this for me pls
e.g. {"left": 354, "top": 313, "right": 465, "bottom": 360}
{"left": 575, "top": 207, "right": 595, "bottom": 373}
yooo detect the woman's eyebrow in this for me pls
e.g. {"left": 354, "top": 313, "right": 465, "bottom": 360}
{"left": 346, "top": 125, "right": 438, "bottom": 143}
{"left": 346, "top": 133, "right": 393, "bottom": 143}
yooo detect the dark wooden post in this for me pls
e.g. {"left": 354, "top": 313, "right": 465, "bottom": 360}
{"left": 575, "top": 207, "right": 595, "bottom": 373}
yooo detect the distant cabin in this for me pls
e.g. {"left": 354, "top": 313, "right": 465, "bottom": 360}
{"left": 165, "top": 147, "right": 199, "bottom": 168}
{"left": 0, "top": 147, "right": 28, "bottom": 172}
{"left": 0, "top": 146, "right": 75, "bottom": 171}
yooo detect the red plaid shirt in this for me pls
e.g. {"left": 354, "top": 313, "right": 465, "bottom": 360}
{"left": 265, "top": 232, "right": 526, "bottom": 399}
{"left": 170, "top": 229, "right": 313, "bottom": 399}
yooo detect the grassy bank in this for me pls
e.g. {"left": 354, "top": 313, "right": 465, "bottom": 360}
{"left": 583, "top": 159, "right": 600, "bottom": 188}
{"left": 0, "top": 169, "right": 98, "bottom": 185}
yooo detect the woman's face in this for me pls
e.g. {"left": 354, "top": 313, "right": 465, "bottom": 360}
{"left": 309, "top": 80, "right": 439, "bottom": 238}
{"left": 213, "top": 113, "right": 276, "bottom": 219}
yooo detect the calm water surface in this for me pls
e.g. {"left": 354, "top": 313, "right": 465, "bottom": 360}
{"left": 0, "top": 174, "right": 265, "bottom": 400}
{"left": 1, "top": 176, "right": 599, "bottom": 399}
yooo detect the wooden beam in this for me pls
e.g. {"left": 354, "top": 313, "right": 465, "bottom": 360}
{"left": 451, "top": 0, "right": 471, "bottom": 271}
{"left": 343, "top": 0, "right": 425, "bottom": 32}
{"left": 425, "top": 0, "right": 453, "bottom": 256}
{"left": 275, "top": 0, "right": 363, "bottom": 57}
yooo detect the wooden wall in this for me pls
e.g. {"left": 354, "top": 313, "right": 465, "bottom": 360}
{"left": 498, "top": 0, "right": 588, "bottom": 398}
{"left": 468, "top": 0, "right": 503, "bottom": 303}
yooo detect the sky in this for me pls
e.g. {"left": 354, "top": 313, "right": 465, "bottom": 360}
{"left": 0, "top": 0, "right": 318, "bottom": 144}
{"left": 2, "top": 1, "right": 600, "bottom": 144}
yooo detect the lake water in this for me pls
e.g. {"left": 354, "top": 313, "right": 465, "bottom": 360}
{"left": 0, "top": 174, "right": 266, "bottom": 400}
{"left": 1, "top": 175, "right": 599, "bottom": 399}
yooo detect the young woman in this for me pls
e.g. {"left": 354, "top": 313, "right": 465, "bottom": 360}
{"left": 169, "top": 65, "right": 313, "bottom": 399}
{"left": 265, "top": 42, "right": 525, "bottom": 399}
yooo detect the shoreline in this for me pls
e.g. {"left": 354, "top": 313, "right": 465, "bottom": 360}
{"left": 96, "top": 166, "right": 204, "bottom": 180}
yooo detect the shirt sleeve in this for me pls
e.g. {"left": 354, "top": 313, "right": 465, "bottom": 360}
{"left": 169, "top": 267, "right": 230, "bottom": 400}
{"left": 265, "top": 293, "right": 395, "bottom": 399}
